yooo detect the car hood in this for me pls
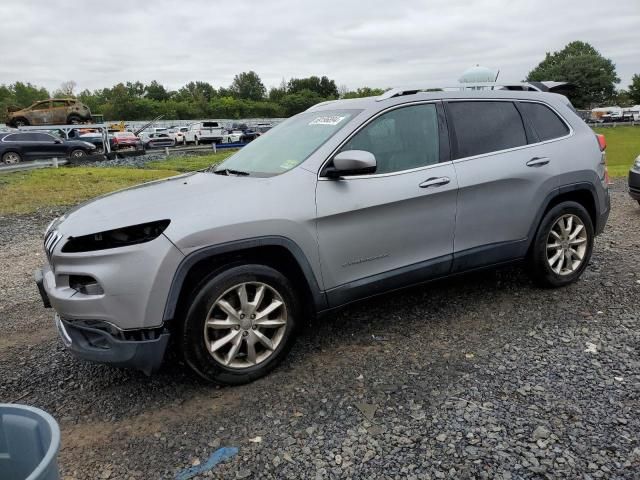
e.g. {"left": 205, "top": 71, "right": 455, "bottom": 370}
{"left": 52, "top": 169, "right": 313, "bottom": 247}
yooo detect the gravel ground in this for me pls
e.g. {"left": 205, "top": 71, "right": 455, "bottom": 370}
{"left": 1, "top": 180, "right": 638, "bottom": 479}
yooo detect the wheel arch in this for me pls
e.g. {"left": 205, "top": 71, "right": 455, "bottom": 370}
{"left": 527, "top": 182, "right": 599, "bottom": 253}
{"left": 163, "top": 236, "right": 327, "bottom": 326}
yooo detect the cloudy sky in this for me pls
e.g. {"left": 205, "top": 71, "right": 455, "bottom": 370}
{"left": 1, "top": 0, "right": 638, "bottom": 93}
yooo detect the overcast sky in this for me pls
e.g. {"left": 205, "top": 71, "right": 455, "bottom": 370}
{"left": 1, "top": 0, "right": 638, "bottom": 93}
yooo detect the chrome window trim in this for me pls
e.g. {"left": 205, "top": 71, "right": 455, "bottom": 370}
{"left": 2, "top": 132, "right": 59, "bottom": 143}
{"left": 317, "top": 99, "right": 443, "bottom": 180}
{"left": 446, "top": 98, "right": 574, "bottom": 165}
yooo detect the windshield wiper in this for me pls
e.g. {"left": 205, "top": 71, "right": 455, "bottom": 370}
{"left": 212, "top": 168, "right": 250, "bottom": 176}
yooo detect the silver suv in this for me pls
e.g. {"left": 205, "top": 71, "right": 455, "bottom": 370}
{"left": 36, "top": 88, "right": 610, "bottom": 384}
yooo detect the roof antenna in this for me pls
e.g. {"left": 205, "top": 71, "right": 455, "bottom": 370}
{"left": 492, "top": 70, "right": 500, "bottom": 90}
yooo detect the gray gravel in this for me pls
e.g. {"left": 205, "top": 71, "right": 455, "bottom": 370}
{"left": 1, "top": 179, "right": 639, "bottom": 479}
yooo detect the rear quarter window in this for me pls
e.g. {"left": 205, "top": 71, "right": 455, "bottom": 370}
{"left": 519, "top": 102, "right": 570, "bottom": 142}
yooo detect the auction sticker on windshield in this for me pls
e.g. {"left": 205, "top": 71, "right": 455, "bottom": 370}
{"left": 309, "top": 115, "right": 346, "bottom": 126}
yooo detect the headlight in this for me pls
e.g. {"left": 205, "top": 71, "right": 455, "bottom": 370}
{"left": 61, "top": 220, "right": 170, "bottom": 253}
{"left": 634, "top": 156, "right": 640, "bottom": 170}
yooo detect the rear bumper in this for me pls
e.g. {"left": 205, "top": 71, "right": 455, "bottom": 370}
{"left": 629, "top": 169, "right": 640, "bottom": 200}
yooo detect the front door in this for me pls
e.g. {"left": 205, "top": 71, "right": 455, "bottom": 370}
{"left": 315, "top": 102, "right": 458, "bottom": 306}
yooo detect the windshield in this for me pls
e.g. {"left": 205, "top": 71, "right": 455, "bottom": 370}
{"left": 214, "top": 109, "right": 360, "bottom": 175}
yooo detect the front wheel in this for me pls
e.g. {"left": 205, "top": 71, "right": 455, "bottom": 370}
{"left": 527, "top": 201, "right": 594, "bottom": 288}
{"left": 181, "top": 264, "right": 299, "bottom": 385}
{"left": 70, "top": 149, "right": 86, "bottom": 158}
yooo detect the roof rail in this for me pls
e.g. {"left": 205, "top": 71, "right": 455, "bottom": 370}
{"left": 376, "top": 82, "right": 543, "bottom": 101}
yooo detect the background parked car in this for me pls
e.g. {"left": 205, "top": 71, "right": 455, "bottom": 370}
{"left": 6, "top": 99, "right": 92, "bottom": 127}
{"left": 168, "top": 127, "right": 189, "bottom": 145}
{"left": 629, "top": 155, "right": 640, "bottom": 206}
{"left": 144, "top": 133, "right": 175, "bottom": 149}
{"left": 0, "top": 131, "right": 96, "bottom": 164}
{"left": 185, "top": 121, "right": 225, "bottom": 144}
{"left": 111, "top": 131, "right": 143, "bottom": 151}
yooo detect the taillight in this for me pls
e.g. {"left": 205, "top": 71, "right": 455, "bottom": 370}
{"left": 596, "top": 134, "right": 610, "bottom": 184}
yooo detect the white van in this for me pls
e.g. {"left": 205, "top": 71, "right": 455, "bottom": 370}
{"left": 185, "top": 121, "right": 225, "bottom": 145}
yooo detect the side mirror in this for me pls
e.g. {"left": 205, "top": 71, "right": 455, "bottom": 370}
{"left": 325, "top": 150, "right": 376, "bottom": 178}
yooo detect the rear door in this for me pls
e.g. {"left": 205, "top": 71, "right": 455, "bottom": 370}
{"left": 446, "top": 100, "right": 561, "bottom": 271}
{"left": 315, "top": 102, "right": 458, "bottom": 305}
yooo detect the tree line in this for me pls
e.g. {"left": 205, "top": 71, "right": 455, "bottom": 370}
{"left": 1, "top": 41, "right": 638, "bottom": 122}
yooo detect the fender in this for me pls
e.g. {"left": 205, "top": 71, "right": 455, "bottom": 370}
{"left": 162, "top": 235, "right": 328, "bottom": 322}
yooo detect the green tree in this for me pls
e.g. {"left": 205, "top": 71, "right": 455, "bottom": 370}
{"left": 144, "top": 80, "right": 170, "bottom": 101}
{"left": 628, "top": 74, "right": 640, "bottom": 105}
{"left": 342, "top": 87, "right": 385, "bottom": 99}
{"left": 288, "top": 76, "right": 338, "bottom": 98}
{"left": 526, "top": 41, "right": 619, "bottom": 108}
{"left": 229, "top": 71, "right": 266, "bottom": 101}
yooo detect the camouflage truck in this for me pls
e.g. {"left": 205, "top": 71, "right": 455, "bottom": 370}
{"left": 7, "top": 98, "right": 92, "bottom": 127}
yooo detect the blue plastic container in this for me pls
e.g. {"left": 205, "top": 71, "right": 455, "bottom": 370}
{"left": 0, "top": 404, "right": 60, "bottom": 480}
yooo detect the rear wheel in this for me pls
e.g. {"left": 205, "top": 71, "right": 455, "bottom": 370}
{"left": 2, "top": 151, "right": 21, "bottom": 164}
{"left": 181, "top": 264, "right": 299, "bottom": 385}
{"left": 67, "top": 115, "right": 82, "bottom": 125}
{"left": 528, "top": 201, "right": 594, "bottom": 288}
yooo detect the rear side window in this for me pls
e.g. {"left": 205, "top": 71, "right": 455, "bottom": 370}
{"left": 447, "top": 101, "right": 527, "bottom": 159}
{"left": 519, "top": 102, "right": 569, "bottom": 142}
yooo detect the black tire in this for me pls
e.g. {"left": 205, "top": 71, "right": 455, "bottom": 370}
{"left": 67, "top": 115, "right": 82, "bottom": 125}
{"left": 11, "top": 117, "right": 29, "bottom": 127}
{"left": 2, "top": 151, "right": 22, "bottom": 164}
{"left": 70, "top": 149, "right": 86, "bottom": 158}
{"left": 181, "top": 264, "right": 299, "bottom": 385}
{"left": 527, "top": 201, "right": 594, "bottom": 288}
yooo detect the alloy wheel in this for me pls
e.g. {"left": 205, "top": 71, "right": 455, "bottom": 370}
{"left": 546, "top": 214, "right": 588, "bottom": 275}
{"left": 204, "top": 282, "right": 288, "bottom": 369}
{"left": 3, "top": 152, "right": 20, "bottom": 164}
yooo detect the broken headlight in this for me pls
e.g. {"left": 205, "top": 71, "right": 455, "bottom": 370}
{"left": 61, "top": 220, "right": 170, "bottom": 253}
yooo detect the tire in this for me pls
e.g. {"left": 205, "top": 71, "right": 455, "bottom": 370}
{"left": 70, "top": 149, "right": 86, "bottom": 158}
{"left": 11, "top": 117, "right": 29, "bottom": 127}
{"left": 528, "top": 201, "right": 594, "bottom": 288}
{"left": 67, "top": 115, "right": 82, "bottom": 125}
{"left": 181, "top": 264, "right": 299, "bottom": 385}
{"left": 2, "top": 151, "right": 21, "bottom": 164}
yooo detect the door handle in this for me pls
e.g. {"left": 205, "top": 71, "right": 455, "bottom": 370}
{"left": 526, "top": 157, "right": 550, "bottom": 167}
{"left": 419, "top": 176, "right": 450, "bottom": 188}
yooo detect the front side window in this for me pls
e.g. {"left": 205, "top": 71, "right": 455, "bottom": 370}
{"left": 519, "top": 102, "right": 569, "bottom": 142}
{"left": 339, "top": 104, "right": 440, "bottom": 174}
{"left": 216, "top": 109, "right": 360, "bottom": 176}
{"left": 32, "top": 133, "right": 55, "bottom": 142}
{"left": 447, "top": 101, "right": 527, "bottom": 159}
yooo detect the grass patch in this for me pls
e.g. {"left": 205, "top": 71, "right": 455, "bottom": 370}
{"left": 593, "top": 126, "right": 640, "bottom": 177}
{"left": 146, "top": 150, "right": 236, "bottom": 172}
{"left": 0, "top": 167, "right": 178, "bottom": 215}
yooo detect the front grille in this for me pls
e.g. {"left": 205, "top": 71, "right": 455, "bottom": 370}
{"left": 44, "top": 230, "right": 63, "bottom": 264}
